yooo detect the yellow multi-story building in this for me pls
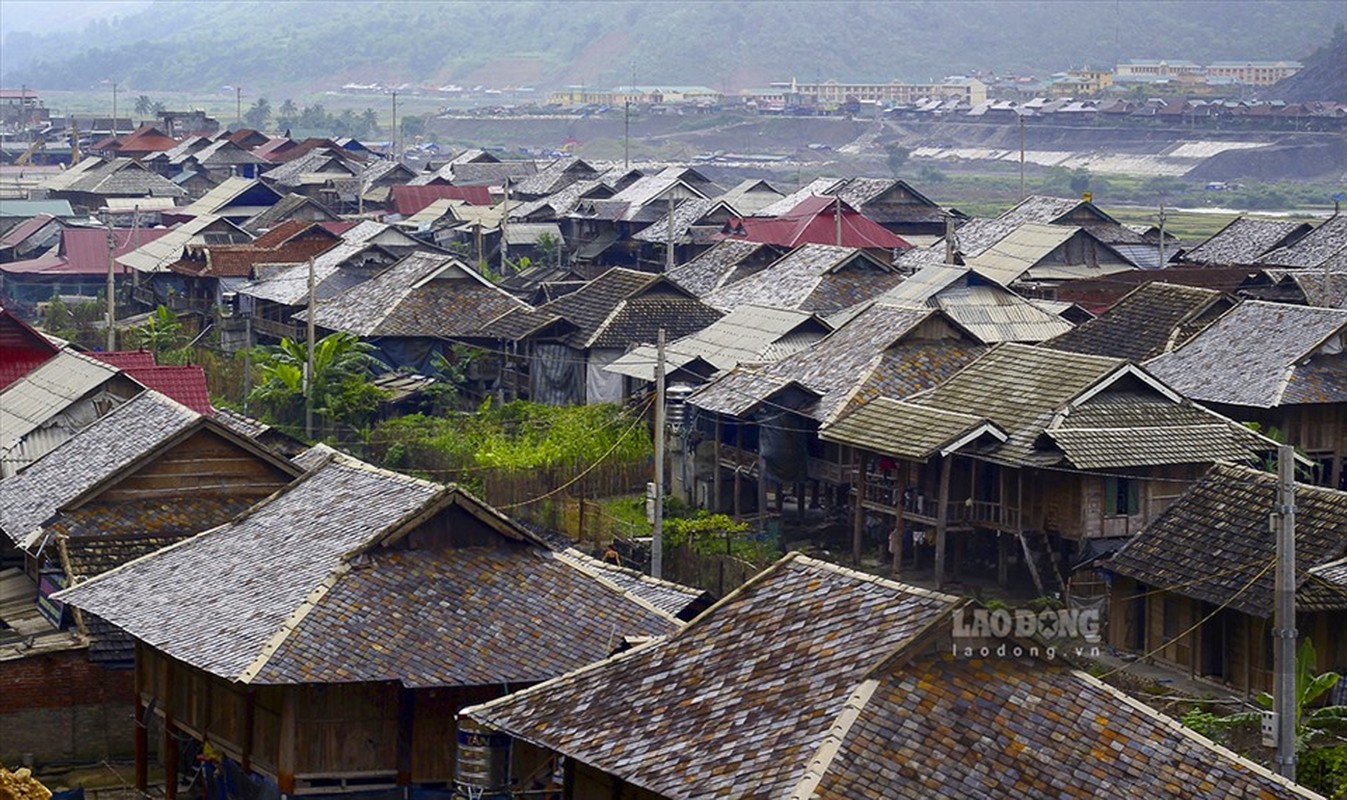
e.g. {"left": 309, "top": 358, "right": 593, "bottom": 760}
{"left": 1204, "top": 61, "right": 1302, "bottom": 85}
{"left": 778, "top": 77, "right": 988, "bottom": 106}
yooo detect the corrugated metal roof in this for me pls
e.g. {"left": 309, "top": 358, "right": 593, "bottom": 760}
{"left": 0, "top": 350, "right": 121, "bottom": 449}
{"left": 966, "top": 222, "right": 1077, "bottom": 285}
{"left": 605, "top": 305, "right": 827, "bottom": 381}
{"left": 117, "top": 215, "right": 232, "bottom": 273}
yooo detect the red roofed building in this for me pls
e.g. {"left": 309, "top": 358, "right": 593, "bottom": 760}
{"left": 91, "top": 125, "right": 182, "bottom": 160}
{"left": 0, "top": 307, "right": 60, "bottom": 390}
{"left": 389, "top": 184, "right": 493, "bottom": 216}
{"left": 88, "top": 351, "right": 214, "bottom": 413}
{"left": 1, "top": 227, "right": 173, "bottom": 305}
{"left": 717, "top": 196, "right": 910, "bottom": 250}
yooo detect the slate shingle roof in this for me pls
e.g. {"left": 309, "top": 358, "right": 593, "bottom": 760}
{"left": 820, "top": 398, "right": 1004, "bottom": 461}
{"left": 845, "top": 343, "right": 1269, "bottom": 469}
{"left": 1047, "top": 282, "right": 1229, "bottom": 362}
{"left": 296, "top": 251, "right": 526, "bottom": 337}
{"left": 872, "top": 264, "right": 1074, "bottom": 344}
{"left": 704, "top": 244, "right": 903, "bottom": 316}
{"left": 0, "top": 391, "right": 200, "bottom": 549}
{"left": 1181, "top": 216, "right": 1312, "bottom": 266}
{"left": 1255, "top": 214, "right": 1347, "bottom": 270}
{"left": 808, "top": 650, "right": 1316, "bottom": 799}
{"left": 464, "top": 554, "right": 962, "bottom": 800}
{"left": 46, "top": 496, "right": 257, "bottom": 578}
{"left": 665, "top": 240, "right": 783, "bottom": 297}
{"left": 1108, "top": 463, "right": 1347, "bottom": 616}
{"left": 256, "top": 542, "right": 677, "bottom": 686}
{"left": 689, "top": 305, "right": 984, "bottom": 424}
{"left": 57, "top": 453, "right": 678, "bottom": 686}
{"left": 480, "top": 268, "right": 721, "bottom": 349}
{"left": 1146, "top": 300, "right": 1347, "bottom": 408}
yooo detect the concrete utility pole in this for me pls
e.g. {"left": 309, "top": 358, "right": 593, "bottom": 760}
{"left": 111, "top": 82, "right": 119, "bottom": 138}
{"left": 652, "top": 328, "right": 666, "bottom": 579}
{"left": 1158, "top": 204, "right": 1168, "bottom": 267}
{"left": 624, "top": 100, "right": 631, "bottom": 171}
{"left": 834, "top": 195, "right": 843, "bottom": 247}
{"left": 944, "top": 213, "right": 957, "bottom": 265}
{"left": 235, "top": 85, "right": 243, "bottom": 126}
{"left": 304, "top": 256, "right": 316, "bottom": 440}
{"left": 1274, "top": 443, "right": 1297, "bottom": 782}
{"left": 105, "top": 217, "right": 116, "bottom": 351}
{"left": 390, "top": 91, "right": 399, "bottom": 159}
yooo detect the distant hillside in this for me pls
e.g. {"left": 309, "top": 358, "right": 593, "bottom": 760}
{"left": 2, "top": 0, "right": 1344, "bottom": 96}
{"left": 1267, "top": 23, "right": 1347, "bottom": 101}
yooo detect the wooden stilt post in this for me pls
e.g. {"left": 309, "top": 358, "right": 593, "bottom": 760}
{"left": 934, "top": 455, "right": 953, "bottom": 590}
{"left": 891, "top": 462, "right": 907, "bottom": 577}
{"left": 134, "top": 697, "right": 148, "bottom": 792}
{"left": 852, "top": 450, "right": 865, "bottom": 566}
{"left": 795, "top": 481, "right": 805, "bottom": 523}
{"left": 713, "top": 417, "right": 723, "bottom": 512}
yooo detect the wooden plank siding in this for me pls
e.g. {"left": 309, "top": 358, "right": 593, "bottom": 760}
{"left": 98, "top": 428, "right": 296, "bottom": 503}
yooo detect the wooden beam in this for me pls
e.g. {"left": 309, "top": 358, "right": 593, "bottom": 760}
{"left": 396, "top": 687, "right": 414, "bottom": 785}
{"left": 852, "top": 449, "right": 865, "bottom": 566}
{"left": 713, "top": 416, "right": 722, "bottom": 512}
{"left": 891, "top": 462, "right": 907, "bottom": 578}
{"left": 278, "top": 689, "right": 297, "bottom": 794}
{"left": 135, "top": 696, "right": 148, "bottom": 792}
{"left": 934, "top": 455, "right": 952, "bottom": 590}
{"left": 242, "top": 689, "right": 255, "bottom": 773}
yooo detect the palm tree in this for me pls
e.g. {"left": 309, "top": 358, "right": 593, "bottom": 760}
{"left": 134, "top": 94, "right": 153, "bottom": 116}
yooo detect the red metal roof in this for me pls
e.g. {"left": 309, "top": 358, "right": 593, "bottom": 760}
{"left": 90, "top": 350, "right": 158, "bottom": 370}
{"left": 170, "top": 236, "right": 340, "bottom": 278}
{"left": 0, "top": 213, "right": 59, "bottom": 248}
{"left": 250, "top": 220, "right": 340, "bottom": 249}
{"left": 0, "top": 307, "right": 60, "bottom": 390}
{"left": 717, "top": 196, "right": 910, "bottom": 250}
{"left": 125, "top": 365, "right": 214, "bottom": 414}
{"left": 319, "top": 220, "right": 360, "bottom": 235}
{"left": 101, "top": 125, "right": 181, "bottom": 155}
{"left": 1, "top": 227, "right": 172, "bottom": 276}
{"left": 390, "top": 184, "right": 493, "bottom": 216}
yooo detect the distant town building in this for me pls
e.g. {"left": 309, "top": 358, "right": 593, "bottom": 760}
{"left": 771, "top": 76, "right": 988, "bottom": 107}
{"left": 1115, "top": 58, "right": 1301, "bottom": 87}
{"left": 1205, "top": 60, "right": 1304, "bottom": 85}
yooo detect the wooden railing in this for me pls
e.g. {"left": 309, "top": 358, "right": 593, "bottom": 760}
{"left": 967, "top": 500, "right": 1022, "bottom": 531}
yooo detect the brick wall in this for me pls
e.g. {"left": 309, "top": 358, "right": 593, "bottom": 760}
{"left": 0, "top": 648, "right": 136, "bottom": 765}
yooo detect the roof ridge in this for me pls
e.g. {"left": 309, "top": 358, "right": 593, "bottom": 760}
{"left": 236, "top": 562, "right": 350, "bottom": 683}
{"left": 785, "top": 678, "right": 881, "bottom": 800}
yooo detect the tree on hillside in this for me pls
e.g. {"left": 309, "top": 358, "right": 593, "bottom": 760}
{"left": 276, "top": 98, "right": 299, "bottom": 130}
{"left": 885, "top": 144, "right": 910, "bottom": 178}
{"left": 243, "top": 97, "right": 272, "bottom": 129}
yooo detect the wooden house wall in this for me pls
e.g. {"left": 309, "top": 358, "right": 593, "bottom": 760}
{"left": 571, "top": 761, "right": 668, "bottom": 800}
{"left": 98, "top": 428, "right": 294, "bottom": 503}
{"left": 294, "top": 682, "right": 400, "bottom": 774}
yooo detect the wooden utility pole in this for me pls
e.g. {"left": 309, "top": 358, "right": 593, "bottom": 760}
{"left": 111, "top": 82, "right": 118, "bottom": 139}
{"left": 834, "top": 195, "right": 843, "bottom": 247}
{"left": 652, "top": 328, "right": 666, "bottom": 579}
{"left": 235, "top": 85, "right": 243, "bottom": 126}
{"left": 304, "top": 256, "right": 316, "bottom": 440}
{"left": 665, "top": 196, "right": 676, "bottom": 272}
{"left": 1274, "top": 443, "right": 1297, "bottom": 781}
{"left": 501, "top": 176, "right": 511, "bottom": 273}
{"left": 624, "top": 100, "right": 631, "bottom": 170}
{"left": 105, "top": 217, "right": 116, "bottom": 350}
{"left": 1018, "top": 112, "right": 1026, "bottom": 201}
{"left": 391, "top": 91, "right": 399, "bottom": 159}
{"left": 1158, "top": 204, "right": 1168, "bottom": 267}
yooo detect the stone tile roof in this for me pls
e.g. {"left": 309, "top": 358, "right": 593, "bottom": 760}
{"left": 1108, "top": 463, "right": 1347, "bottom": 616}
{"left": 0, "top": 390, "right": 200, "bottom": 550}
{"left": 704, "top": 244, "right": 903, "bottom": 316}
{"left": 808, "top": 648, "right": 1316, "bottom": 799}
{"left": 509, "top": 156, "right": 598, "bottom": 197}
{"left": 689, "top": 305, "right": 983, "bottom": 424}
{"left": 1048, "top": 281, "right": 1231, "bottom": 362}
{"left": 256, "top": 542, "right": 677, "bottom": 686}
{"left": 463, "top": 554, "right": 962, "bottom": 800}
{"left": 236, "top": 241, "right": 396, "bottom": 306}
{"left": 240, "top": 193, "right": 339, "bottom": 235}
{"left": 885, "top": 343, "right": 1267, "bottom": 469}
{"left": 46, "top": 496, "right": 257, "bottom": 579}
{"left": 57, "top": 454, "right": 677, "bottom": 686}
{"left": 480, "top": 268, "right": 721, "bottom": 350}
{"left": 554, "top": 548, "right": 713, "bottom": 621}
{"left": 1181, "top": 216, "right": 1312, "bottom": 266}
{"left": 1146, "top": 300, "right": 1347, "bottom": 408}
{"left": 874, "top": 265, "right": 1074, "bottom": 344}
{"left": 665, "top": 240, "right": 783, "bottom": 297}
{"left": 1256, "top": 214, "right": 1347, "bottom": 269}
{"left": 296, "top": 251, "right": 526, "bottom": 337}
{"left": 58, "top": 157, "right": 186, "bottom": 198}
{"left": 821, "top": 397, "right": 1004, "bottom": 461}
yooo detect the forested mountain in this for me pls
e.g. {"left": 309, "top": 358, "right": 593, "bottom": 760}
{"left": 1266, "top": 23, "right": 1347, "bottom": 101}
{"left": 2, "top": 0, "right": 1343, "bottom": 94}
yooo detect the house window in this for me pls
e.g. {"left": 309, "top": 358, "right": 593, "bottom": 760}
{"left": 1104, "top": 477, "right": 1140, "bottom": 516}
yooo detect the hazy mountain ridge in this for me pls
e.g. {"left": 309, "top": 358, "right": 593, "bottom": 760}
{"left": 2, "top": 0, "right": 1343, "bottom": 95}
